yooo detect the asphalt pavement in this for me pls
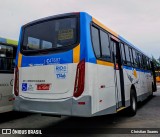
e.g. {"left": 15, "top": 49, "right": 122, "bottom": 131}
{"left": 0, "top": 85, "right": 160, "bottom": 137}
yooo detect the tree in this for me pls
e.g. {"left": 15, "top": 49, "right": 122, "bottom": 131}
{"left": 152, "top": 56, "right": 160, "bottom": 70}
{"left": 158, "top": 56, "right": 160, "bottom": 64}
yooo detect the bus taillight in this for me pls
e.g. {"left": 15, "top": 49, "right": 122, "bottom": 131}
{"left": 14, "top": 67, "right": 19, "bottom": 96}
{"left": 73, "top": 59, "right": 85, "bottom": 98}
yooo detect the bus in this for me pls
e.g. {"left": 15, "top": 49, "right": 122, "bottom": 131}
{"left": 156, "top": 70, "right": 160, "bottom": 82}
{"left": 14, "top": 12, "right": 156, "bottom": 117}
{"left": 0, "top": 37, "right": 17, "bottom": 113}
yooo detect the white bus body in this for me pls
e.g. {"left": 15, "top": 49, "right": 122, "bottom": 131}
{"left": 14, "top": 12, "right": 156, "bottom": 117}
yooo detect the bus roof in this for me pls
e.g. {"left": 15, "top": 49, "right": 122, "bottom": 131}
{"left": 88, "top": 12, "right": 150, "bottom": 58}
{"left": 20, "top": 12, "right": 150, "bottom": 58}
{"left": 118, "top": 35, "right": 149, "bottom": 58}
{"left": 0, "top": 37, "right": 18, "bottom": 46}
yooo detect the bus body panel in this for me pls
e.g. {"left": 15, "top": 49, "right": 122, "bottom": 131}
{"left": 19, "top": 64, "right": 77, "bottom": 99}
{"left": 0, "top": 37, "right": 17, "bottom": 113}
{"left": 14, "top": 95, "right": 92, "bottom": 117}
{"left": 96, "top": 64, "right": 116, "bottom": 112}
{"left": 14, "top": 12, "right": 154, "bottom": 117}
{"left": 17, "top": 13, "right": 92, "bottom": 100}
{"left": 0, "top": 74, "right": 13, "bottom": 96}
{"left": 123, "top": 67, "right": 153, "bottom": 102}
{"left": 122, "top": 66, "right": 133, "bottom": 103}
{"left": 14, "top": 13, "right": 94, "bottom": 117}
{"left": 0, "top": 74, "right": 14, "bottom": 113}
{"left": 80, "top": 12, "right": 96, "bottom": 63}
{"left": 85, "top": 63, "right": 117, "bottom": 114}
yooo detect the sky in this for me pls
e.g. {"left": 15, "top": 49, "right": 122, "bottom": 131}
{"left": 0, "top": 0, "right": 160, "bottom": 59}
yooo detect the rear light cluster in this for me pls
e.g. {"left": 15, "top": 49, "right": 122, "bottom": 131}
{"left": 73, "top": 59, "right": 85, "bottom": 98}
{"left": 14, "top": 67, "right": 19, "bottom": 96}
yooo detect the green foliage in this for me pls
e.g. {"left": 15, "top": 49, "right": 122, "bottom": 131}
{"left": 152, "top": 56, "right": 160, "bottom": 70}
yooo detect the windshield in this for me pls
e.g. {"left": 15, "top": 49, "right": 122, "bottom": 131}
{"left": 22, "top": 17, "right": 78, "bottom": 52}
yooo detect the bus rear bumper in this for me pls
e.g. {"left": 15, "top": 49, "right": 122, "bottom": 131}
{"left": 14, "top": 96, "right": 92, "bottom": 117}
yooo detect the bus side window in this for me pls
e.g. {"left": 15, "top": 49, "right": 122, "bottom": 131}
{"left": 129, "top": 48, "right": 134, "bottom": 67}
{"left": 136, "top": 52, "right": 141, "bottom": 68}
{"left": 91, "top": 26, "right": 101, "bottom": 58}
{"left": 110, "top": 39, "right": 117, "bottom": 63}
{"left": 142, "top": 55, "right": 147, "bottom": 70}
{"left": 149, "top": 59, "right": 152, "bottom": 70}
{"left": 142, "top": 55, "right": 145, "bottom": 69}
{"left": 139, "top": 54, "right": 143, "bottom": 69}
{"left": 100, "top": 30, "right": 111, "bottom": 61}
{"left": 141, "top": 55, "right": 144, "bottom": 69}
{"left": 6, "top": 46, "right": 13, "bottom": 58}
{"left": 132, "top": 49, "right": 139, "bottom": 68}
{"left": 145, "top": 56, "right": 148, "bottom": 70}
{"left": 0, "top": 44, "right": 14, "bottom": 72}
{"left": 120, "top": 43, "right": 126, "bottom": 65}
{"left": 124, "top": 45, "right": 131, "bottom": 66}
{"left": 0, "top": 45, "right": 6, "bottom": 70}
{"left": 0, "top": 58, "right": 4, "bottom": 70}
{"left": 147, "top": 58, "right": 151, "bottom": 70}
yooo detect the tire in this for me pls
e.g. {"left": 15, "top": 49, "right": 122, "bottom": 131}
{"left": 128, "top": 89, "right": 137, "bottom": 116}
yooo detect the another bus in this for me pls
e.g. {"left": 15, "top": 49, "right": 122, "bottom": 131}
{"left": 14, "top": 12, "right": 156, "bottom": 117}
{"left": 156, "top": 70, "right": 160, "bottom": 82}
{"left": 0, "top": 37, "right": 17, "bottom": 113}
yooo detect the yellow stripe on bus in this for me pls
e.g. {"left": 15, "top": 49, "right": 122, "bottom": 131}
{"left": 117, "top": 107, "right": 126, "bottom": 112}
{"left": 97, "top": 60, "right": 114, "bottom": 67}
{"left": 92, "top": 18, "right": 119, "bottom": 38}
{"left": 73, "top": 44, "right": 80, "bottom": 63}
{"left": 18, "top": 53, "right": 22, "bottom": 67}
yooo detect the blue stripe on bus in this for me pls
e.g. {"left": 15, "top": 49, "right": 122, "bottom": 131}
{"left": 123, "top": 65, "right": 151, "bottom": 73}
{"left": 80, "top": 12, "right": 96, "bottom": 63}
{"left": 15, "top": 28, "right": 23, "bottom": 66}
{"left": 0, "top": 37, "right": 7, "bottom": 43}
{"left": 17, "top": 12, "right": 96, "bottom": 67}
{"left": 21, "top": 49, "right": 73, "bottom": 67}
{"left": 123, "top": 65, "right": 133, "bottom": 70}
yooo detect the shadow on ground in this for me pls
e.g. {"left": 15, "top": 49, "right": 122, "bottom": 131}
{"left": 38, "top": 95, "right": 154, "bottom": 136}
{"left": 0, "top": 111, "right": 33, "bottom": 123}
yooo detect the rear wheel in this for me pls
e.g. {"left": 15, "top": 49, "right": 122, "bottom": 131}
{"left": 128, "top": 89, "right": 137, "bottom": 116}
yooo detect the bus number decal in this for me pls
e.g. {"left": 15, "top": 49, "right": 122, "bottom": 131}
{"left": 44, "top": 58, "right": 61, "bottom": 65}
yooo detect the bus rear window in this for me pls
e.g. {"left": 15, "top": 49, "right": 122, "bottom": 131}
{"left": 22, "top": 17, "right": 78, "bottom": 52}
